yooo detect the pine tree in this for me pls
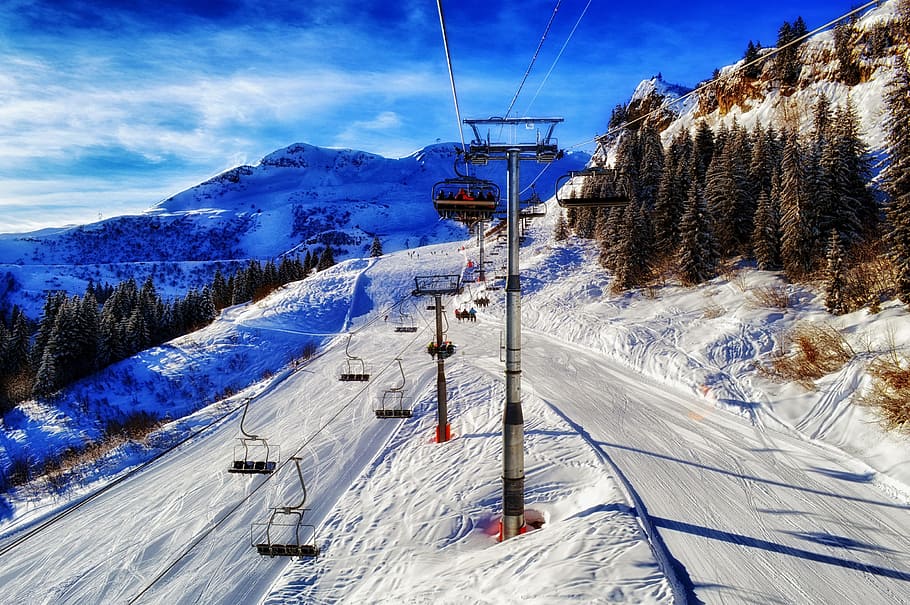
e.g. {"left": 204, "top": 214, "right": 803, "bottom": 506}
{"left": 884, "top": 57, "right": 910, "bottom": 302}
{"left": 303, "top": 250, "right": 313, "bottom": 275}
{"left": 211, "top": 268, "right": 231, "bottom": 310}
{"left": 654, "top": 131, "right": 692, "bottom": 261}
{"left": 692, "top": 120, "right": 714, "bottom": 187}
{"left": 553, "top": 211, "right": 570, "bottom": 242}
{"left": 833, "top": 20, "right": 861, "bottom": 86}
{"left": 823, "top": 100, "right": 874, "bottom": 243}
{"left": 752, "top": 189, "right": 782, "bottom": 270}
{"left": 612, "top": 203, "right": 653, "bottom": 291}
{"left": 370, "top": 236, "right": 383, "bottom": 257}
{"left": 743, "top": 40, "right": 763, "bottom": 79}
{"left": 774, "top": 20, "right": 803, "bottom": 87}
{"left": 825, "top": 230, "right": 849, "bottom": 315}
{"left": 317, "top": 246, "right": 336, "bottom": 271}
{"left": 749, "top": 123, "right": 774, "bottom": 202}
{"left": 637, "top": 125, "right": 664, "bottom": 210}
{"left": 780, "top": 135, "right": 815, "bottom": 280}
{"left": 678, "top": 181, "right": 718, "bottom": 285}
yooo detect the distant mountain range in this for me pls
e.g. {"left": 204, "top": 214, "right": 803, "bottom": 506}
{"left": 0, "top": 143, "right": 588, "bottom": 316}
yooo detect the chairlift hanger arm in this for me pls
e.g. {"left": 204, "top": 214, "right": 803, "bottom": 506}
{"left": 238, "top": 397, "right": 259, "bottom": 440}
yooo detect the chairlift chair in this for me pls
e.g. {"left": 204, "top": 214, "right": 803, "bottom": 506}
{"left": 338, "top": 334, "right": 371, "bottom": 381}
{"left": 432, "top": 173, "right": 500, "bottom": 223}
{"left": 252, "top": 457, "right": 319, "bottom": 558}
{"left": 555, "top": 167, "right": 630, "bottom": 208}
{"left": 374, "top": 358, "right": 412, "bottom": 419}
{"left": 519, "top": 186, "right": 547, "bottom": 219}
{"left": 393, "top": 307, "right": 418, "bottom": 333}
{"left": 228, "top": 398, "right": 278, "bottom": 474}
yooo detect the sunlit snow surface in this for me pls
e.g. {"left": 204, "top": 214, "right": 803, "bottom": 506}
{"left": 1, "top": 199, "right": 910, "bottom": 604}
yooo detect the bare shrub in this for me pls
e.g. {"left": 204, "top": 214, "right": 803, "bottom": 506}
{"left": 750, "top": 285, "right": 793, "bottom": 309}
{"left": 843, "top": 254, "right": 898, "bottom": 313}
{"left": 758, "top": 323, "right": 855, "bottom": 387}
{"left": 105, "top": 410, "right": 161, "bottom": 442}
{"left": 702, "top": 303, "right": 725, "bottom": 319}
{"left": 858, "top": 354, "right": 910, "bottom": 431}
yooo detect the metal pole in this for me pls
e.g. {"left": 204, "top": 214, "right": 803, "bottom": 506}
{"left": 477, "top": 221, "right": 486, "bottom": 282}
{"left": 502, "top": 148, "right": 524, "bottom": 539}
{"left": 435, "top": 294, "right": 450, "bottom": 442}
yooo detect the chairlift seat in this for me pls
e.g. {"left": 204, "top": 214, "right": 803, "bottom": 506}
{"left": 229, "top": 459, "right": 276, "bottom": 474}
{"left": 394, "top": 326, "right": 418, "bottom": 333}
{"left": 375, "top": 409, "right": 413, "bottom": 419}
{"left": 340, "top": 373, "right": 370, "bottom": 382}
{"left": 556, "top": 168, "right": 630, "bottom": 208}
{"left": 256, "top": 543, "right": 319, "bottom": 558}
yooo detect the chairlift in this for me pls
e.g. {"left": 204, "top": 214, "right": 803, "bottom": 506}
{"left": 374, "top": 358, "right": 412, "bottom": 419}
{"left": 339, "top": 334, "right": 370, "bottom": 381}
{"left": 393, "top": 306, "right": 418, "bottom": 333}
{"left": 252, "top": 457, "right": 319, "bottom": 558}
{"left": 555, "top": 167, "right": 629, "bottom": 208}
{"left": 432, "top": 159, "right": 500, "bottom": 223}
{"left": 427, "top": 340, "right": 457, "bottom": 360}
{"left": 228, "top": 398, "right": 278, "bottom": 475}
{"left": 519, "top": 186, "right": 547, "bottom": 219}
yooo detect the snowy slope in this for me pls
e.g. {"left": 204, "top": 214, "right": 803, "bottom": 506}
{"left": 1, "top": 199, "right": 909, "bottom": 604}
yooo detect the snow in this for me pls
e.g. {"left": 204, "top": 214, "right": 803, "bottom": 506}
{"left": 1, "top": 195, "right": 910, "bottom": 604}
{"left": 2, "top": 4, "right": 910, "bottom": 597}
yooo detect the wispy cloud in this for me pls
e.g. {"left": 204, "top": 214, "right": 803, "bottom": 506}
{"left": 0, "top": 0, "right": 862, "bottom": 232}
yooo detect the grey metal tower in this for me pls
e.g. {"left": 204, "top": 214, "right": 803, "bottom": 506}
{"left": 463, "top": 117, "right": 563, "bottom": 540}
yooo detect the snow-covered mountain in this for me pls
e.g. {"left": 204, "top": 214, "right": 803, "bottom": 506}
{"left": 0, "top": 142, "right": 588, "bottom": 317}
{"left": 3, "top": 3, "right": 910, "bottom": 603}
{"left": 609, "top": 1, "right": 906, "bottom": 160}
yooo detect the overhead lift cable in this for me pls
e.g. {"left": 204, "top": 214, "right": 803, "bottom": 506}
{"left": 521, "top": 0, "right": 593, "bottom": 116}
{"left": 129, "top": 306, "right": 432, "bottom": 604}
{"left": 502, "top": 0, "right": 562, "bottom": 121}
{"left": 563, "top": 0, "right": 882, "bottom": 152}
{"left": 436, "top": 0, "right": 468, "bottom": 154}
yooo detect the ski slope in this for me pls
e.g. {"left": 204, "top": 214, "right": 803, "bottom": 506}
{"left": 1, "top": 207, "right": 910, "bottom": 604}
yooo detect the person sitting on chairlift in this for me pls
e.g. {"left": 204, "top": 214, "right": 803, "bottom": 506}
{"left": 469, "top": 307, "right": 477, "bottom": 322}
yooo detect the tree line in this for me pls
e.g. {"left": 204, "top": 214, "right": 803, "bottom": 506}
{"left": 555, "top": 55, "right": 910, "bottom": 316}
{"left": 0, "top": 247, "right": 337, "bottom": 413}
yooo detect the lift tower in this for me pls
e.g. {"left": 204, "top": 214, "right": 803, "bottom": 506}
{"left": 414, "top": 274, "right": 462, "bottom": 443}
{"left": 463, "top": 117, "right": 562, "bottom": 540}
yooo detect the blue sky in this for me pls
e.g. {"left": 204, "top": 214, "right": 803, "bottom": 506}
{"left": 0, "top": 0, "right": 861, "bottom": 232}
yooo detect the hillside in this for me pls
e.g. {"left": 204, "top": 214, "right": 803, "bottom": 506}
{"left": 1, "top": 199, "right": 909, "bottom": 603}
{"left": 611, "top": 1, "right": 907, "bottom": 159}
{"left": 0, "top": 143, "right": 588, "bottom": 317}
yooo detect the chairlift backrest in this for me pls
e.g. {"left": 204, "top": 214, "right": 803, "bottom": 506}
{"left": 555, "top": 168, "right": 629, "bottom": 208}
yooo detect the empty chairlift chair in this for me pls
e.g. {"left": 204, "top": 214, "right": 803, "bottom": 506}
{"left": 519, "top": 186, "right": 547, "bottom": 219}
{"left": 555, "top": 167, "right": 630, "bottom": 208}
{"left": 374, "top": 358, "right": 412, "bottom": 419}
{"left": 393, "top": 307, "right": 418, "bottom": 333}
{"left": 252, "top": 457, "right": 320, "bottom": 558}
{"left": 228, "top": 397, "right": 279, "bottom": 474}
{"left": 338, "top": 334, "right": 371, "bottom": 381}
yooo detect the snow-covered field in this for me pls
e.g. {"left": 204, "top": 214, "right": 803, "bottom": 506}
{"left": 1, "top": 199, "right": 909, "bottom": 604}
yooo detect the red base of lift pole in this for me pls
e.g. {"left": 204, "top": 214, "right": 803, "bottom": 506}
{"left": 436, "top": 423, "right": 451, "bottom": 443}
